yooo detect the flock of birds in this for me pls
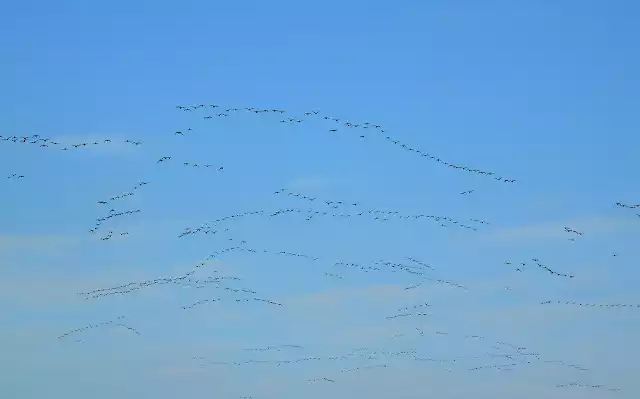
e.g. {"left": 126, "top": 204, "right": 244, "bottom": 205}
{"left": 173, "top": 104, "right": 518, "bottom": 183}
{"left": 0, "top": 133, "right": 127, "bottom": 150}
{"left": 616, "top": 202, "right": 640, "bottom": 218}
{"left": 4, "top": 101, "right": 638, "bottom": 398}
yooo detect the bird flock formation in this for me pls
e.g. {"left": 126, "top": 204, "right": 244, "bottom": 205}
{"left": 616, "top": 202, "right": 640, "bottom": 218}
{"left": 4, "top": 100, "right": 638, "bottom": 398}
{"left": 1, "top": 133, "right": 126, "bottom": 151}
{"left": 174, "top": 104, "right": 518, "bottom": 183}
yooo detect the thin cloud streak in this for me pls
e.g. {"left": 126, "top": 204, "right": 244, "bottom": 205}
{"left": 287, "top": 177, "right": 340, "bottom": 191}
{"left": 0, "top": 234, "right": 78, "bottom": 252}
{"left": 483, "top": 216, "right": 636, "bottom": 242}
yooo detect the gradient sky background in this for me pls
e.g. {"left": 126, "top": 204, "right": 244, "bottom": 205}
{"left": 1, "top": 0, "right": 639, "bottom": 398}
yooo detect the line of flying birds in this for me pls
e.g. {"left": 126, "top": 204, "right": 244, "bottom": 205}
{"left": 503, "top": 259, "right": 574, "bottom": 278}
{"left": 0, "top": 134, "right": 141, "bottom": 150}
{"left": 174, "top": 103, "right": 517, "bottom": 182}
{"left": 541, "top": 300, "right": 640, "bottom": 308}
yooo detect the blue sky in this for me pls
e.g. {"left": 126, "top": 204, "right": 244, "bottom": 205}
{"left": 1, "top": 0, "right": 639, "bottom": 398}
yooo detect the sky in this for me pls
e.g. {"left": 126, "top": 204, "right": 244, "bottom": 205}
{"left": 1, "top": 0, "right": 639, "bottom": 398}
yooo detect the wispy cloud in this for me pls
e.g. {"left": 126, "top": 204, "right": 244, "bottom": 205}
{"left": 154, "top": 366, "right": 209, "bottom": 378}
{"left": 0, "top": 234, "right": 78, "bottom": 252}
{"left": 286, "top": 177, "right": 339, "bottom": 191}
{"left": 289, "top": 283, "right": 408, "bottom": 308}
{"left": 279, "top": 278, "right": 481, "bottom": 316}
{"left": 477, "top": 299, "right": 640, "bottom": 327}
{"left": 0, "top": 264, "right": 159, "bottom": 306}
{"left": 0, "top": 275, "right": 112, "bottom": 305}
{"left": 483, "top": 216, "right": 636, "bottom": 242}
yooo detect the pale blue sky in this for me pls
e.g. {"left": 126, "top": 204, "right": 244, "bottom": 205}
{"left": 1, "top": 1, "right": 639, "bottom": 398}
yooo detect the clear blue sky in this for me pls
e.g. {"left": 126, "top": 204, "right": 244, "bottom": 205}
{"left": 1, "top": 0, "right": 639, "bottom": 398}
